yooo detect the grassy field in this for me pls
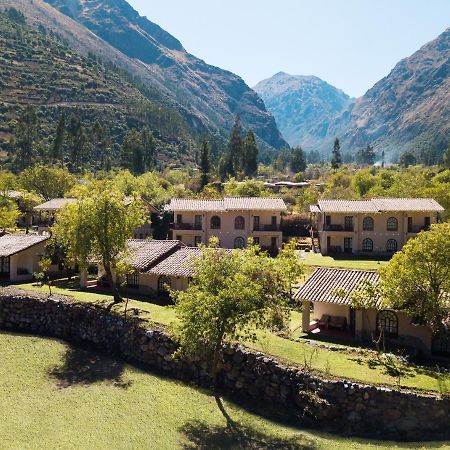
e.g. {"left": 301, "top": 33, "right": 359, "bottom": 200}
{"left": 15, "top": 281, "right": 444, "bottom": 393}
{"left": 1, "top": 332, "right": 449, "bottom": 450}
{"left": 299, "top": 252, "right": 389, "bottom": 271}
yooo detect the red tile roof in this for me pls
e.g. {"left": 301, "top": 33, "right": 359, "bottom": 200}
{"left": 147, "top": 247, "right": 202, "bottom": 277}
{"left": 164, "top": 197, "right": 287, "bottom": 212}
{"left": 0, "top": 234, "right": 49, "bottom": 257}
{"left": 126, "top": 240, "right": 181, "bottom": 271}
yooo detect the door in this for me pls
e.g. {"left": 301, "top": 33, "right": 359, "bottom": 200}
{"left": 194, "top": 215, "right": 202, "bottom": 230}
{"left": 194, "top": 236, "right": 202, "bottom": 247}
{"left": 344, "top": 237, "right": 353, "bottom": 253}
{"left": 0, "top": 257, "right": 10, "bottom": 279}
{"left": 424, "top": 216, "right": 431, "bottom": 230}
{"left": 271, "top": 237, "right": 277, "bottom": 249}
{"left": 253, "top": 216, "right": 260, "bottom": 231}
{"left": 176, "top": 214, "right": 182, "bottom": 224}
{"left": 271, "top": 216, "right": 277, "bottom": 230}
{"left": 408, "top": 217, "right": 413, "bottom": 233}
{"left": 344, "top": 216, "right": 353, "bottom": 231}
{"left": 325, "top": 215, "right": 331, "bottom": 226}
{"left": 349, "top": 308, "right": 356, "bottom": 335}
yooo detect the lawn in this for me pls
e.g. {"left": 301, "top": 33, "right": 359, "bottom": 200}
{"left": 1, "top": 332, "right": 448, "bottom": 449}
{"left": 298, "top": 251, "right": 389, "bottom": 271}
{"left": 15, "top": 281, "right": 444, "bottom": 393}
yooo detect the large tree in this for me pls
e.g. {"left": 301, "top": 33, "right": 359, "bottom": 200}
{"left": 242, "top": 129, "right": 258, "bottom": 177}
{"left": 51, "top": 112, "right": 66, "bottom": 166}
{"left": 290, "top": 146, "right": 307, "bottom": 174}
{"left": 53, "top": 184, "right": 147, "bottom": 302}
{"left": 173, "top": 240, "right": 289, "bottom": 426}
{"left": 12, "top": 106, "right": 39, "bottom": 171}
{"left": 380, "top": 222, "right": 450, "bottom": 331}
{"left": 331, "top": 138, "right": 342, "bottom": 169}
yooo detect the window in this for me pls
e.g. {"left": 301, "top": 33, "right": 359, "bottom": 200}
{"left": 363, "top": 216, "right": 374, "bottom": 231}
{"left": 194, "top": 236, "right": 202, "bottom": 247}
{"left": 176, "top": 214, "right": 182, "bottom": 224}
{"left": 344, "top": 237, "right": 352, "bottom": 253}
{"left": 271, "top": 216, "right": 277, "bottom": 226}
{"left": 362, "top": 238, "right": 373, "bottom": 252}
{"left": 253, "top": 216, "right": 260, "bottom": 231}
{"left": 210, "top": 216, "right": 221, "bottom": 230}
{"left": 126, "top": 272, "right": 139, "bottom": 288}
{"left": 158, "top": 276, "right": 171, "bottom": 295}
{"left": 325, "top": 215, "right": 331, "bottom": 226}
{"left": 344, "top": 216, "right": 353, "bottom": 231}
{"left": 234, "top": 237, "right": 245, "bottom": 249}
{"left": 387, "top": 217, "right": 398, "bottom": 231}
{"left": 377, "top": 310, "right": 398, "bottom": 338}
{"left": 408, "top": 216, "right": 413, "bottom": 233}
{"left": 235, "top": 216, "right": 245, "bottom": 230}
{"left": 194, "top": 215, "right": 202, "bottom": 229}
{"left": 386, "top": 239, "right": 397, "bottom": 253}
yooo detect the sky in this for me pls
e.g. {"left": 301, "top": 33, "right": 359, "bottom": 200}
{"left": 127, "top": 1, "right": 450, "bottom": 98}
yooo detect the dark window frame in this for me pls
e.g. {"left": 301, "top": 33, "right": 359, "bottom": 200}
{"left": 234, "top": 216, "right": 245, "bottom": 230}
{"left": 234, "top": 237, "right": 245, "bottom": 249}
{"left": 362, "top": 238, "right": 373, "bottom": 252}
{"left": 363, "top": 216, "right": 374, "bottom": 231}
{"left": 386, "top": 239, "right": 398, "bottom": 253}
{"left": 387, "top": 217, "right": 398, "bottom": 231}
{"left": 377, "top": 310, "right": 399, "bottom": 338}
{"left": 210, "top": 215, "right": 221, "bottom": 230}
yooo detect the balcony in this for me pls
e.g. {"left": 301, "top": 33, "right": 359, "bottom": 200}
{"left": 173, "top": 223, "right": 202, "bottom": 231}
{"left": 408, "top": 225, "right": 429, "bottom": 234}
{"left": 253, "top": 224, "right": 280, "bottom": 232}
{"left": 323, "top": 225, "right": 354, "bottom": 232}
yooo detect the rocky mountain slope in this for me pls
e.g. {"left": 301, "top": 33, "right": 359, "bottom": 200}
{"left": 41, "top": 0, "right": 288, "bottom": 150}
{"left": 254, "top": 72, "right": 352, "bottom": 148}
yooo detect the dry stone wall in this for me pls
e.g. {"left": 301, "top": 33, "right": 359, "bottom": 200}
{"left": 0, "top": 288, "right": 449, "bottom": 440}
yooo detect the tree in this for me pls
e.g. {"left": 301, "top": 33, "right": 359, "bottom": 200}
{"left": 331, "top": 138, "right": 342, "bottom": 169}
{"left": 173, "top": 240, "right": 288, "bottom": 426}
{"left": 91, "top": 120, "right": 111, "bottom": 172}
{"left": 141, "top": 127, "right": 156, "bottom": 171}
{"left": 399, "top": 151, "right": 417, "bottom": 168}
{"left": 199, "top": 140, "right": 211, "bottom": 190}
{"left": 19, "top": 165, "right": 76, "bottom": 200}
{"left": 380, "top": 223, "right": 450, "bottom": 331}
{"left": 0, "top": 171, "right": 17, "bottom": 197}
{"left": 242, "top": 129, "right": 258, "bottom": 177}
{"left": 381, "top": 149, "right": 385, "bottom": 168}
{"left": 355, "top": 144, "right": 376, "bottom": 165}
{"left": 53, "top": 185, "right": 147, "bottom": 302}
{"left": 0, "top": 201, "right": 20, "bottom": 231}
{"left": 52, "top": 112, "right": 66, "bottom": 165}
{"left": 443, "top": 142, "right": 450, "bottom": 169}
{"left": 290, "top": 146, "right": 307, "bottom": 174}
{"left": 66, "top": 113, "right": 89, "bottom": 173}
{"left": 121, "top": 129, "right": 145, "bottom": 175}
{"left": 12, "top": 106, "right": 39, "bottom": 171}
{"left": 276, "top": 241, "right": 304, "bottom": 303}
{"left": 226, "top": 115, "right": 243, "bottom": 177}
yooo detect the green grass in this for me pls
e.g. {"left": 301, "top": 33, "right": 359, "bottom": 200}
{"left": 14, "top": 281, "right": 444, "bottom": 393}
{"left": 2, "top": 332, "right": 449, "bottom": 449}
{"left": 299, "top": 251, "right": 389, "bottom": 271}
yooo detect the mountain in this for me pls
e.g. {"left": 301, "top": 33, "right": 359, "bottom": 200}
{"left": 40, "top": 0, "right": 288, "bottom": 150}
{"left": 332, "top": 27, "right": 450, "bottom": 160}
{"left": 254, "top": 72, "right": 352, "bottom": 148}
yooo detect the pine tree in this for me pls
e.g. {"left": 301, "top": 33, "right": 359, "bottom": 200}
{"left": 226, "top": 114, "right": 243, "bottom": 177}
{"left": 381, "top": 149, "right": 385, "bottom": 168}
{"left": 242, "top": 129, "right": 258, "bottom": 177}
{"left": 52, "top": 112, "right": 66, "bottom": 165}
{"left": 12, "top": 106, "right": 38, "bottom": 171}
{"left": 331, "top": 138, "right": 342, "bottom": 169}
{"left": 289, "top": 146, "right": 307, "bottom": 173}
{"left": 121, "top": 129, "right": 145, "bottom": 175}
{"left": 199, "top": 140, "right": 211, "bottom": 190}
{"left": 141, "top": 127, "right": 156, "bottom": 171}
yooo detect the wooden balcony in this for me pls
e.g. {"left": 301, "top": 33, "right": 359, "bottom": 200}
{"left": 173, "top": 223, "right": 202, "bottom": 231}
{"left": 253, "top": 224, "right": 280, "bottom": 232}
{"left": 323, "top": 224, "right": 354, "bottom": 232}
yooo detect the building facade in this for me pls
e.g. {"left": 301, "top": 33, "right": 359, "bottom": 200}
{"left": 310, "top": 198, "right": 444, "bottom": 255}
{"left": 165, "top": 197, "right": 287, "bottom": 252}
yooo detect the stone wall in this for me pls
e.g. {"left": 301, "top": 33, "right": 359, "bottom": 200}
{"left": 0, "top": 288, "right": 449, "bottom": 440}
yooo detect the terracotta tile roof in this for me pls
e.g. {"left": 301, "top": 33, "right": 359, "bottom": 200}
{"left": 314, "top": 198, "right": 444, "bottom": 213}
{"left": 0, "top": 234, "right": 49, "bottom": 257}
{"left": 294, "top": 267, "right": 381, "bottom": 306}
{"left": 33, "top": 198, "right": 78, "bottom": 211}
{"left": 164, "top": 197, "right": 287, "bottom": 212}
{"left": 147, "top": 247, "right": 202, "bottom": 277}
{"left": 126, "top": 240, "right": 181, "bottom": 271}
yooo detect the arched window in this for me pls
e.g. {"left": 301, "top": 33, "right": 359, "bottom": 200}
{"left": 234, "top": 216, "right": 245, "bottom": 230}
{"left": 363, "top": 216, "right": 374, "bottom": 231}
{"left": 158, "top": 276, "right": 171, "bottom": 295}
{"left": 386, "top": 239, "right": 398, "bottom": 253}
{"left": 362, "top": 238, "right": 373, "bottom": 252}
{"left": 377, "top": 310, "right": 398, "bottom": 338}
{"left": 210, "top": 216, "right": 221, "bottom": 230}
{"left": 387, "top": 217, "right": 398, "bottom": 231}
{"left": 234, "top": 237, "right": 245, "bottom": 249}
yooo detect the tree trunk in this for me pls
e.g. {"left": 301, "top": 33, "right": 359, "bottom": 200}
{"left": 104, "top": 265, "right": 121, "bottom": 304}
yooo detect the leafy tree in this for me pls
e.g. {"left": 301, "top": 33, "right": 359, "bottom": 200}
{"left": 224, "top": 178, "right": 270, "bottom": 197}
{"left": 290, "top": 146, "right": 307, "bottom": 173}
{"left": 12, "top": 106, "right": 39, "bottom": 171}
{"left": 52, "top": 112, "right": 66, "bottom": 165}
{"left": 331, "top": 138, "right": 342, "bottom": 169}
{"left": 276, "top": 241, "right": 304, "bottom": 302}
{"left": 352, "top": 169, "right": 378, "bottom": 197}
{"left": 306, "top": 150, "right": 321, "bottom": 165}
{"left": 355, "top": 144, "right": 376, "bottom": 165}
{"left": 199, "top": 140, "right": 211, "bottom": 190}
{"left": 380, "top": 223, "right": 450, "bottom": 331}
{"left": 53, "top": 185, "right": 147, "bottom": 302}
{"left": 141, "top": 126, "right": 156, "bottom": 171}
{"left": 66, "top": 113, "right": 89, "bottom": 173}
{"left": 443, "top": 142, "right": 450, "bottom": 169}
{"left": 0, "top": 201, "right": 19, "bottom": 231}
{"left": 37, "top": 257, "right": 53, "bottom": 296}
{"left": 0, "top": 171, "right": 17, "bottom": 197}
{"left": 399, "top": 151, "right": 417, "bottom": 168}
{"left": 242, "top": 129, "right": 258, "bottom": 177}
{"left": 91, "top": 120, "right": 111, "bottom": 172}
{"left": 172, "top": 240, "right": 288, "bottom": 426}
{"left": 121, "top": 129, "right": 145, "bottom": 175}
{"left": 19, "top": 165, "right": 76, "bottom": 200}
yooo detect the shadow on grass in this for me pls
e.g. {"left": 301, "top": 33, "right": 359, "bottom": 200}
{"left": 180, "top": 420, "right": 316, "bottom": 450}
{"left": 49, "top": 344, "right": 131, "bottom": 389}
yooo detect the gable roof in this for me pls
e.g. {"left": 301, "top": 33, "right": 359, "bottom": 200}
{"left": 294, "top": 267, "right": 381, "bottom": 306}
{"left": 147, "top": 247, "right": 202, "bottom": 277}
{"left": 33, "top": 198, "right": 78, "bottom": 212}
{"left": 0, "top": 234, "right": 49, "bottom": 257}
{"left": 126, "top": 240, "right": 181, "bottom": 271}
{"left": 313, "top": 198, "right": 444, "bottom": 213}
{"left": 164, "top": 197, "right": 287, "bottom": 212}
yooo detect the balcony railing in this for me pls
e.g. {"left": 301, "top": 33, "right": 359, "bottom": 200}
{"left": 253, "top": 224, "right": 280, "bottom": 232}
{"left": 173, "top": 223, "right": 202, "bottom": 230}
{"left": 408, "top": 225, "right": 429, "bottom": 234}
{"left": 323, "top": 225, "right": 354, "bottom": 232}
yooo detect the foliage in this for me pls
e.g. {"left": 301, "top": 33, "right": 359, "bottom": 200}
{"left": 37, "top": 257, "right": 53, "bottom": 296}
{"left": 0, "top": 200, "right": 20, "bottom": 231}
{"left": 223, "top": 178, "right": 270, "bottom": 197}
{"left": 290, "top": 146, "right": 307, "bottom": 173}
{"left": 276, "top": 241, "right": 304, "bottom": 301}
{"left": 399, "top": 151, "right": 417, "bottom": 168}
{"left": 355, "top": 144, "right": 376, "bottom": 166}
{"left": 199, "top": 140, "right": 211, "bottom": 190}
{"left": 330, "top": 138, "right": 342, "bottom": 169}
{"left": 380, "top": 223, "right": 450, "bottom": 331}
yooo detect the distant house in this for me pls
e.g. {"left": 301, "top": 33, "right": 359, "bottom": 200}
{"left": 310, "top": 198, "right": 444, "bottom": 255}
{"left": 0, "top": 234, "right": 50, "bottom": 281}
{"left": 33, "top": 196, "right": 158, "bottom": 238}
{"left": 295, "top": 267, "right": 434, "bottom": 355}
{"left": 165, "top": 197, "right": 287, "bottom": 252}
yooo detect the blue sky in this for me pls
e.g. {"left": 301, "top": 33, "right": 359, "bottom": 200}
{"left": 128, "top": 0, "right": 449, "bottom": 97}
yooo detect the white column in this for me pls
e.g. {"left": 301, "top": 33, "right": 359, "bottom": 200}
{"left": 302, "top": 300, "right": 312, "bottom": 332}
